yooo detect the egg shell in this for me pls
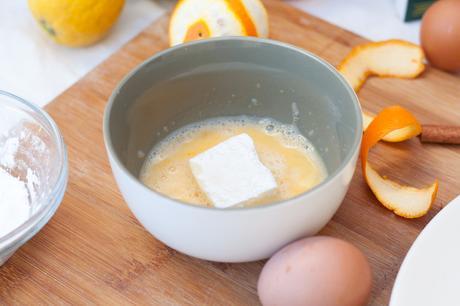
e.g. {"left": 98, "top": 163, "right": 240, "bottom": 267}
{"left": 420, "top": 0, "right": 460, "bottom": 72}
{"left": 258, "top": 236, "right": 372, "bottom": 306}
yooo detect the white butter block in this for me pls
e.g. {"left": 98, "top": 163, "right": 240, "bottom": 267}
{"left": 189, "top": 133, "right": 278, "bottom": 208}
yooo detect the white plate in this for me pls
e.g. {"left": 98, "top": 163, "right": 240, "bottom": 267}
{"left": 390, "top": 195, "right": 460, "bottom": 306}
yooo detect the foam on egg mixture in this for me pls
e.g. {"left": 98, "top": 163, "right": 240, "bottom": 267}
{"left": 140, "top": 116, "right": 327, "bottom": 207}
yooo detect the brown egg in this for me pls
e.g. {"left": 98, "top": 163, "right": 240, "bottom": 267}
{"left": 258, "top": 236, "right": 372, "bottom": 306}
{"left": 421, "top": 0, "right": 460, "bottom": 72}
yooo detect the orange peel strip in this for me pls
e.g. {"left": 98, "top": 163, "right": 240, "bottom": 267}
{"left": 361, "top": 106, "right": 438, "bottom": 218}
{"left": 339, "top": 40, "right": 426, "bottom": 141}
{"left": 338, "top": 39, "right": 425, "bottom": 92}
{"left": 363, "top": 112, "right": 421, "bottom": 142}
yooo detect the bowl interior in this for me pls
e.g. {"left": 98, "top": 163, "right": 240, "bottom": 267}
{"left": 107, "top": 38, "right": 361, "bottom": 191}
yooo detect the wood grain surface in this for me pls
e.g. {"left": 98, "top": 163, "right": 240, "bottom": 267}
{"left": 1, "top": 1, "right": 460, "bottom": 304}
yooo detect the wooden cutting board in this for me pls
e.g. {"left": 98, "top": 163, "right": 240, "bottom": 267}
{"left": 1, "top": 1, "right": 460, "bottom": 304}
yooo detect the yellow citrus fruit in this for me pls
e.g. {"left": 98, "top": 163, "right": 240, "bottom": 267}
{"left": 28, "top": 0, "right": 125, "bottom": 47}
{"left": 169, "top": 0, "right": 269, "bottom": 46}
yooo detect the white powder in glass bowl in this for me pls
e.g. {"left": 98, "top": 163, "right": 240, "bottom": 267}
{"left": 0, "top": 110, "right": 45, "bottom": 239}
{"left": 0, "top": 168, "right": 30, "bottom": 237}
{"left": 0, "top": 91, "right": 66, "bottom": 266}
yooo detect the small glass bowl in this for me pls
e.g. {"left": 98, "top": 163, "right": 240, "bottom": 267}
{"left": 0, "top": 90, "right": 68, "bottom": 265}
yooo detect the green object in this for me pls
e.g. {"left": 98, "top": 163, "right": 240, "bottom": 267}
{"left": 39, "top": 18, "right": 56, "bottom": 36}
{"left": 405, "top": 0, "right": 435, "bottom": 21}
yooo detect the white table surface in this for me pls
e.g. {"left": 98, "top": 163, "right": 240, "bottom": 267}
{"left": 1, "top": 0, "right": 421, "bottom": 107}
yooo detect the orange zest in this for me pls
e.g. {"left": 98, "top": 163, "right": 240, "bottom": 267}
{"left": 225, "top": 0, "right": 258, "bottom": 36}
{"left": 361, "top": 106, "right": 438, "bottom": 218}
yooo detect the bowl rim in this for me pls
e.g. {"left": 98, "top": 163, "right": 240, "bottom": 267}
{"left": 0, "top": 90, "right": 68, "bottom": 249}
{"left": 103, "top": 36, "right": 362, "bottom": 212}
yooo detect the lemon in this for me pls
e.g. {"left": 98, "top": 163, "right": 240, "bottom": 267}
{"left": 28, "top": 0, "right": 125, "bottom": 47}
{"left": 169, "top": 0, "right": 269, "bottom": 46}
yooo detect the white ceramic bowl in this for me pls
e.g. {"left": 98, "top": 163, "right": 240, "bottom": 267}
{"left": 104, "top": 37, "right": 362, "bottom": 262}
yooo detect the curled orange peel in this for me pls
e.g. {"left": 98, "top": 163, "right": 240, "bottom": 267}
{"left": 338, "top": 40, "right": 426, "bottom": 141}
{"left": 363, "top": 111, "right": 421, "bottom": 142}
{"left": 338, "top": 39, "right": 425, "bottom": 92}
{"left": 361, "top": 106, "right": 438, "bottom": 218}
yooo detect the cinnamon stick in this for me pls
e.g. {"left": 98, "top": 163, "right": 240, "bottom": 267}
{"left": 421, "top": 125, "right": 460, "bottom": 144}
